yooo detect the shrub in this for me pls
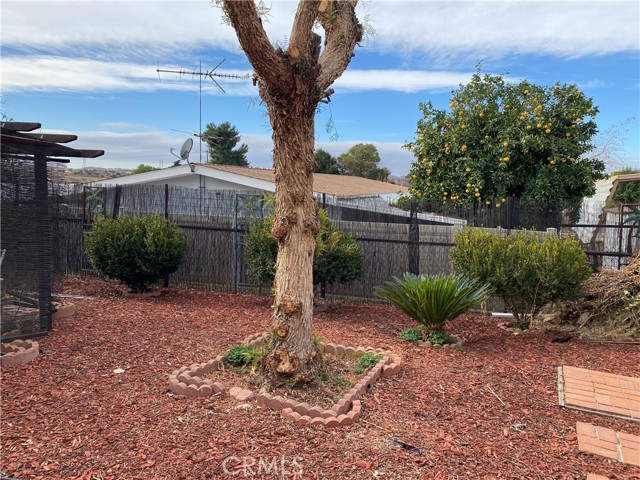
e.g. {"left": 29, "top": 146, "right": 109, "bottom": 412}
{"left": 374, "top": 273, "right": 493, "bottom": 337}
{"left": 399, "top": 326, "right": 424, "bottom": 344}
{"left": 451, "top": 228, "right": 591, "bottom": 328}
{"left": 244, "top": 215, "right": 278, "bottom": 285}
{"left": 245, "top": 209, "right": 364, "bottom": 297}
{"left": 426, "top": 330, "right": 454, "bottom": 345}
{"left": 354, "top": 352, "right": 383, "bottom": 374}
{"left": 224, "top": 344, "right": 265, "bottom": 367}
{"left": 84, "top": 214, "right": 188, "bottom": 293}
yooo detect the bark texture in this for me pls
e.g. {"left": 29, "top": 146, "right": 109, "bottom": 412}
{"left": 222, "top": 0, "right": 362, "bottom": 380}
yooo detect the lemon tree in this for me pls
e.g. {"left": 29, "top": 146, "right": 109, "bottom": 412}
{"left": 404, "top": 71, "right": 606, "bottom": 207}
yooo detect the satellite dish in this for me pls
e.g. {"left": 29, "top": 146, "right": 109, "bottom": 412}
{"left": 180, "top": 138, "right": 194, "bottom": 161}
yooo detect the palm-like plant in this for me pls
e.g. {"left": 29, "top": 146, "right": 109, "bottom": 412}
{"left": 374, "top": 273, "right": 493, "bottom": 336}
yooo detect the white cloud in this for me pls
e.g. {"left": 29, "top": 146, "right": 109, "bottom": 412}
{"left": 99, "top": 121, "right": 156, "bottom": 130}
{"left": 367, "top": 1, "right": 639, "bottom": 61}
{"left": 47, "top": 128, "right": 415, "bottom": 176}
{"left": 1, "top": 56, "right": 255, "bottom": 94}
{"left": 335, "top": 70, "right": 475, "bottom": 92}
{"left": 2, "top": 1, "right": 637, "bottom": 63}
{"left": 0, "top": 1, "right": 238, "bottom": 56}
{"left": 1, "top": 56, "right": 484, "bottom": 94}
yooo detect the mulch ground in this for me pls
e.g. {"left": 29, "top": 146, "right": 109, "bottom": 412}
{"left": 2, "top": 276, "right": 639, "bottom": 480}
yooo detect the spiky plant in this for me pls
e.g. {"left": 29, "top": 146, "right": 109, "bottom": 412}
{"left": 374, "top": 273, "right": 493, "bottom": 336}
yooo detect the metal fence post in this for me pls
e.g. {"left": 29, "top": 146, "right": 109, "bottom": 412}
{"left": 408, "top": 198, "right": 420, "bottom": 274}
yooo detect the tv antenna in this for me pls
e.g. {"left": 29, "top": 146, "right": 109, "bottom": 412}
{"left": 157, "top": 59, "right": 249, "bottom": 162}
{"left": 170, "top": 138, "right": 195, "bottom": 172}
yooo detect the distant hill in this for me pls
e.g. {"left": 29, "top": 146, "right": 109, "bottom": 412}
{"left": 49, "top": 166, "right": 132, "bottom": 184}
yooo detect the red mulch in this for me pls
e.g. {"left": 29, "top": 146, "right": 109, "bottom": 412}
{"left": 2, "top": 276, "right": 639, "bottom": 480}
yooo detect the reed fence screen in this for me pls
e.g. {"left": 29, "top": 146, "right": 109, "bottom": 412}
{"left": 50, "top": 183, "right": 637, "bottom": 301}
{"left": 2, "top": 159, "right": 54, "bottom": 340}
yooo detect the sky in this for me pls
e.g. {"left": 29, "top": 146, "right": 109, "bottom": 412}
{"left": 2, "top": 0, "right": 639, "bottom": 177}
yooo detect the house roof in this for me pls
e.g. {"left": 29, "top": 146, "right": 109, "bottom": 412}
{"left": 96, "top": 163, "right": 408, "bottom": 198}
{"left": 197, "top": 164, "right": 408, "bottom": 197}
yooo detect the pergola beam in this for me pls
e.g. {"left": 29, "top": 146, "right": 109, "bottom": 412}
{"left": 1, "top": 127, "right": 104, "bottom": 159}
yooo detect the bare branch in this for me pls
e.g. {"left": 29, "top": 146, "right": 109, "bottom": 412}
{"left": 222, "top": 0, "right": 288, "bottom": 88}
{"left": 317, "top": 0, "right": 362, "bottom": 93}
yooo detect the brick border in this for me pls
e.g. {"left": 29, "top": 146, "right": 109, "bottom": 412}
{"left": 168, "top": 333, "right": 402, "bottom": 428}
{"left": 1, "top": 340, "right": 39, "bottom": 366}
{"left": 576, "top": 422, "right": 640, "bottom": 467}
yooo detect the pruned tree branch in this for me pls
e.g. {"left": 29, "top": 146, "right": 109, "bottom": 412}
{"left": 222, "top": 0, "right": 288, "bottom": 88}
{"left": 317, "top": 0, "right": 361, "bottom": 93}
{"left": 289, "top": 0, "right": 322, "bottom": 62}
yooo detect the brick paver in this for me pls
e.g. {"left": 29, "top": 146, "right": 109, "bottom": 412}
{"left": 576, "top": 422, "right": 640, "bottom": 467}
{"left": 558, "top": 366, "right": 640, "bottom": 422}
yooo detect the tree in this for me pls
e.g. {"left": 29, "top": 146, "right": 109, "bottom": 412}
{"left": 130, "top": 164, "right": 158, "bottom": 175}
{"left": 203, "top": 121, "right": 249, "bottom": 167}
{"left": 314, "top": 148, "right": 342, "bottom": 174}
{"left": 404, "top": 71, "right": 606, "bottom": 207}
{"left": 590, "top": 117, "right": 636, "bottom": 171}
{"left": 338, "top": 143, "right": 390, "bottom": 181}
{"left": 221, "top": 0, "right": 363, "bottom": 381}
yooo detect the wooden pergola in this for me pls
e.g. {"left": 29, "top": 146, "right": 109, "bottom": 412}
{"left": 1, "top": 122, "right": 104, "bottom": 340}
{"left": 1, "top": 121, "right": 104, "bottom": 162}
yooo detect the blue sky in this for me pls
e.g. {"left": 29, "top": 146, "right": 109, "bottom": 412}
{"left": 2, "top": 0, "right": 639, "bottom": 177}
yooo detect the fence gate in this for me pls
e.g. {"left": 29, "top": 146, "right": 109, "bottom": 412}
{"left": 233, "top": 193, "right": 266, "bottom": 292}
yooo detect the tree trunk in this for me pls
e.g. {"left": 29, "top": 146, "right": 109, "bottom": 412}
{"left": 221, "top": 0, "right": 363, "bottom": 382}
{"left": 265, "top": 93, "right": 320, "bottom": 381}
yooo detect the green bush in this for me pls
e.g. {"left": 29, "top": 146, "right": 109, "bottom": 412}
{"left": 84, "top": 214, "right": 188, "bottom": 293}
{"left": 374, "top": 273, "right": 493, "bottom": 337}
{"left": 399, "top": 326, "right": 424, "bottom": 344}
{"left": 244, "top": 215, "right": 278, "bottom": 284}
{"left": 426, "top": 330, "right": 454, "bottom": 345}
{"left": 451, "top": 228, "right": 591, "bottom": 328}
{"left": 245, "top": 209, "right": 364, "bottom": 296}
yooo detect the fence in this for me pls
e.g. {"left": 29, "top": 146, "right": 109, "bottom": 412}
{"left": 49, "top": 184, "right": 637, "bottom": 302}
{"left": 560, "top": 200, "right": 639, "bottom": 270}
{"left": 1, "top": 158, "right": 54, "bottom": 340}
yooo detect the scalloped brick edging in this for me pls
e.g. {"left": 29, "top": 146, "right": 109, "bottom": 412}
{"left": 168, "top": 333, "right": 402, "bottom": 428}
{"left": 1, "top": 340, "right": 39, "bottom": 366}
